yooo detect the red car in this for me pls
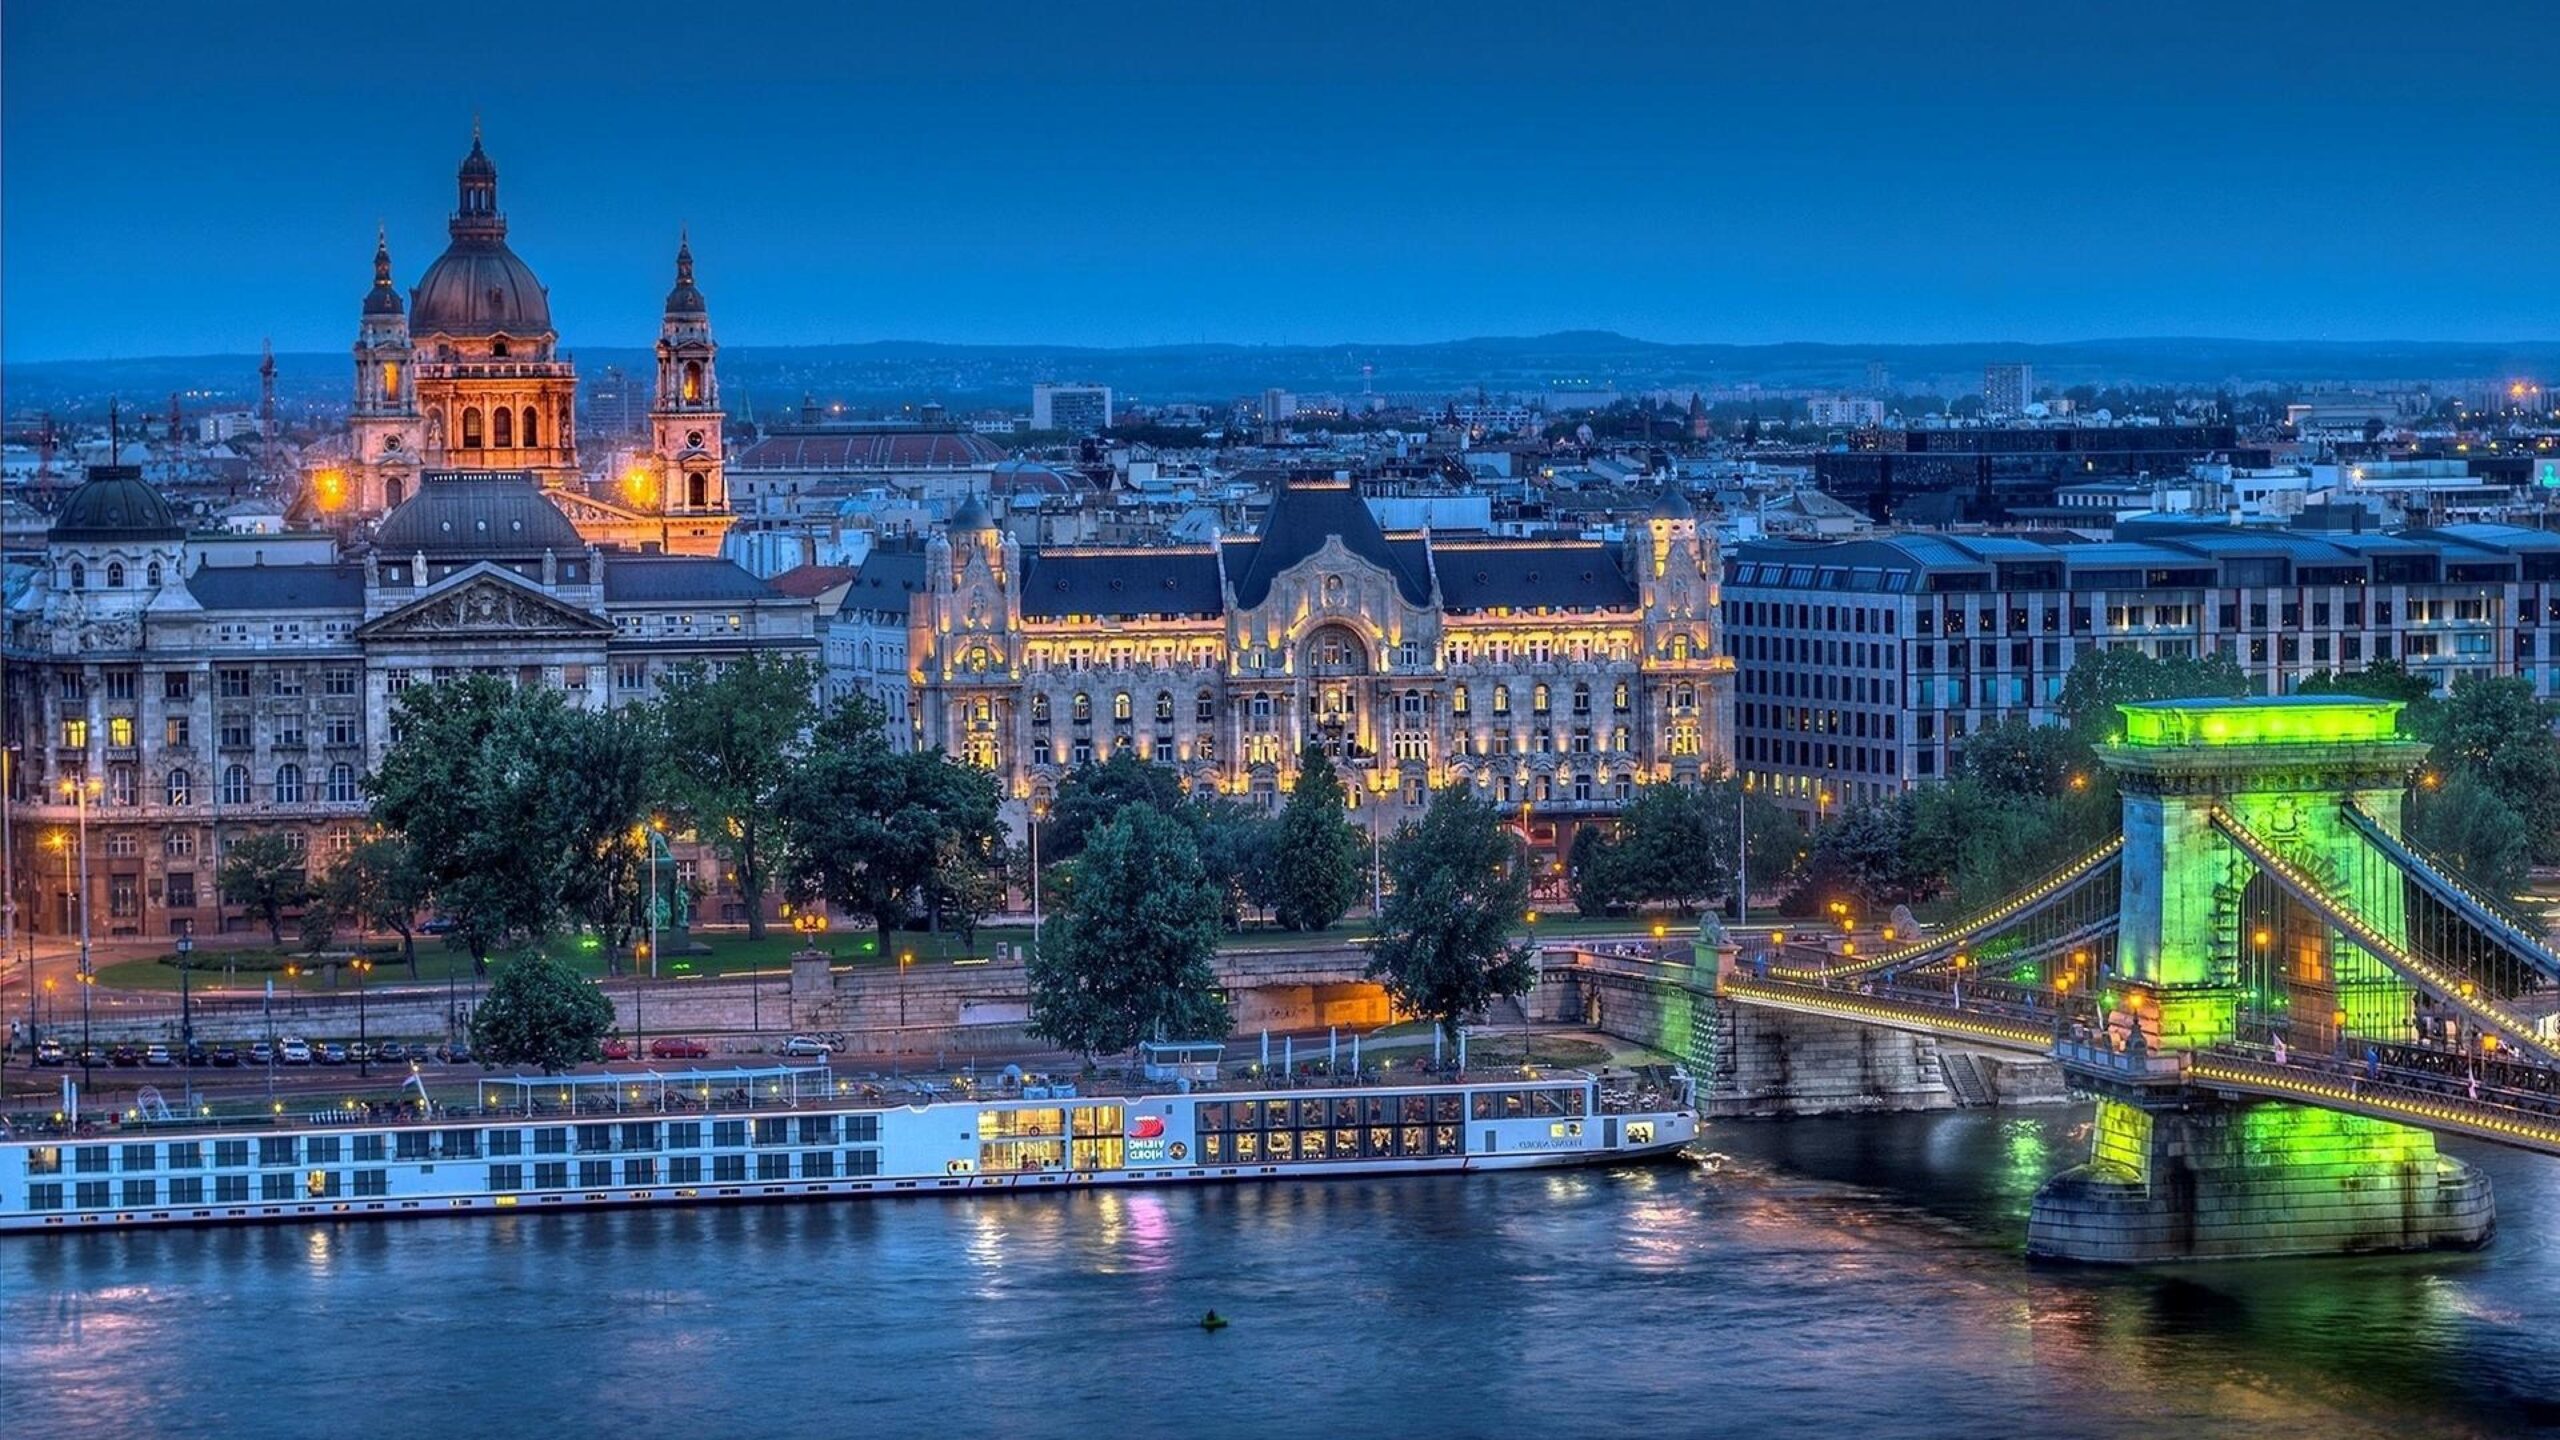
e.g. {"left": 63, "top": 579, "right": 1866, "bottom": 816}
{"left": 602, "top": 1038, "right": 634, "bottom": 1061}
{"left": 650, "top": 1036, "right": 712, "bottom": 1059}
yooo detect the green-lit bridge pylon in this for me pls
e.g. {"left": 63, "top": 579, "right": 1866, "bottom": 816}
{"left": 2029, "top": 696, "right": 2495, "bottom": 1263}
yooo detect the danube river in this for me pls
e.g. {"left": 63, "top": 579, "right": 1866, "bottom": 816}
{"left": 7, "top": 1108, "right": 2559, "bottom": 1439}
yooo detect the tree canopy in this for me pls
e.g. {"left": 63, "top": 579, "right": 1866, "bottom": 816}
{"left": 1268, "top": 746, "right": 1366, "bottom": 932}
{"left": 470, "top": 952, "right": 616, "bottom": 1074}
{"left": 2057, "top": 647, "right": 2248, "bottom": 744}
{"left": 319, "top": 835, "right": 431, "bottom": 976}
{"left": 1027, "top": 803, "right": 1231, "bottom": 1059}
{"left": 781, "top": 695, "right": 1004, "bottom": 955}
{"left": 1042, "top": 750, "right": 1189, "bottom": 864}
{"left": 654, "top": 653, "right": 818, "bottom": 939}
{"left": 217, "top": 831, "right": 307, "bottom": 945}
{"left": 1369, "top": 786, "right": 1537, "bottom": 1045}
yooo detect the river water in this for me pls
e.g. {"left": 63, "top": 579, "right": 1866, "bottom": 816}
{"left": 6, "top": 1107, "right": 2559, "bottom": 1439}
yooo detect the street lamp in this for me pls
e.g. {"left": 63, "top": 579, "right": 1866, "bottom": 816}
{"left": 352, "top": 957, "right": 372, "bottom": 1078}
{"left": 60, "top": 776, "right": 98, "bottom": 1091}
{"left": 176, "top": 924, "right": 195, "bottom": 1058}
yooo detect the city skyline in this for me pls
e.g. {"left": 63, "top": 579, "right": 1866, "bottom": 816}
{"left": 8, "top": 1, "right": 2560, "bottom": 363}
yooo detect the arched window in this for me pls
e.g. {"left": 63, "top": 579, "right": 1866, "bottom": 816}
{"left": 1155, "top": 692, "right": 1174, "bottom": 722}
{"left": 1532, "top": 684, "right": 1551, "bottom": 715}
{"left": 106, "top": 562, "right": 125, "bottom": 587}
{"left": 1031, "top": 693, "right": 1051, "bottom": 724}
{"left": 1072, "top": 693, "right": 1092, "bottom": 723}
{"left": 1613, "top": 681, "right": 1630, "bottom": 712}
{"left": 491, "top": 337, "right": 511, "bottom": 358}
{"left": 492, "top": 406, "right": 513, "bottom": 447}
{"left": 273, "top": 764, "right": 304, "bottom": 805}
{"left": 1453, "top": 685, "right": 1470, "bottom": 716}
{"left": 1113, "top": 692, "right": 1132, "bottom": 722}
{"left": 462, "top": 407, "right": 484, "bottom": 448}
{"left": 1571, "top": 682, "right": 1590, "bottom": 714}
{"left": 1674, "top": 682, "right": 1695, "bottom": 710}
{"left": 1196, "top": 689, "right": 1215, "bottom": 722}
{"left": 385, "top": 478, "right": 405, "bottom": 507}
{"left": 1669, "top": 635, "right": 1693, "bottom": 661}
{"left": 1492, "top": 685, "right": 1510, "bottom": 715}
{"left": 682, "top": 361, "right": 703, "bottom": 403}
{"left": 381, "top": 361, "right": 400, "bottom": 398}
{"left": 972, "top": 698, "right": 992, "bottom": 724}
{"left": 221, "top": 765, "right": 250, "bottom": 806}
{"left": 67, "top": 561, "right": 85, "bottom": 591}
{"left": 687, "top": 471, "right": 708, "bottom": 508}
{"left": 146, "top": 561, "right": 163, "bottom": 586}
{"left": 327, "top": 763, "right": 358, "bottom": 804}
{"left": 166, "top": 769, "right": 192, "bottom": 806}
{"left": 521, "top": 406, "right": 539, "bottom": 447}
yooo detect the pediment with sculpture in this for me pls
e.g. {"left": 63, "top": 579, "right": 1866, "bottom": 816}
{"left": 357, "top": 569, "right": 612, "bottom": 641}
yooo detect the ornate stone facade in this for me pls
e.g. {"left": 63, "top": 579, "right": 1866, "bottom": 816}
{"left": 910, "top": 476, "right": 1734, "bottom": 859}
{"left": 2, "top": 466, "right": 814, "bottom": 939}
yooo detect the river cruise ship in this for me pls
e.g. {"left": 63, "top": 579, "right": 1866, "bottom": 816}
{"left": 0, "top": 1065, "right": 1697, "bottom": 1233}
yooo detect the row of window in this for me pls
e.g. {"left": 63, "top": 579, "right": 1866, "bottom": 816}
{"left": 25, "top": 1116, "right": 889, "bottom": 1179}
{"left": 486, "top": 1150, "right": 883, "bottom": 1192}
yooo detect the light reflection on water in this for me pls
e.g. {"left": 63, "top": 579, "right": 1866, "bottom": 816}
{"left": 5, "top": 1108, "right": 2560, "bottom": 1439}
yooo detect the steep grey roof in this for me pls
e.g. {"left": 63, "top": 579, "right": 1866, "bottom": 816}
{"left": 374, "top": 471, "right": 584, "bottom": 556}
{"left": 601, "top": 556, "right": 779, "bottom": 604}
{"left": 1229, "top": 478, "right": 1432, "bottom": 609}
{"left": 1433, "top": 543, "right": 1638, "bottom": 612}
{"left": 1020, "top": 547, "right": 1225, "bottom": 619}
{"left": 187, "top": 563, "right": 366, "bottom": 611}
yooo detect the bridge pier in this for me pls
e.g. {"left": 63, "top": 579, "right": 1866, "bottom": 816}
{"left": 2027, "top": 1094, "right": 2494, "bottom": 1263}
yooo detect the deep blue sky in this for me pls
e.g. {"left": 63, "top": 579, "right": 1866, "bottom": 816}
{"left": 6, "top": 1, "right": 2555, "bottom": 362}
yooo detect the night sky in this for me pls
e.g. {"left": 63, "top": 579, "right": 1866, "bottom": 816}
{"left": 5, "top": 0, "right": 2555, "bottom": 361}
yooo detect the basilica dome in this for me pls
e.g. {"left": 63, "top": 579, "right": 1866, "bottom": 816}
{"left": 408, "top": 135, "right": 554, "bottom": 337}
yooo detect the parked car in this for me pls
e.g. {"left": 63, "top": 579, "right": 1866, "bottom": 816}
{"left": 111, "top": 1044, "right": 144, "bottom": 1067}
{"left": 318, "top": 1042, "right": 349, "bottom": 1065}
{"left": 376, "top": 1041, "right": 407, "bottom": 1064}
{"left": 348, "top": 1042, "right": 373, "bottom": 1065}
{"left": 601, "top": 1038, "right": 634, "bottom": 1062}
{"left": 34, "top": 1038, "right": 66, "bottom": 1067}
{"left": 420, "top": 916, "right": 458, "bottom": 935}
{"left": 650, "top": 1037, "right": 711, "bottom": 1060}
{"left": 184, "top": 1041, "right": 210, "bottom": 1067}
{"left": 779, "top": 1035, "right": 835, "bottom": 1058}
{"left": 435, "top": 1041, "right": 473, "bottom": 1065}
{"left": 144, "top": 1044, "right": 175, "bottom": 1067}
{"left": 211, "top": 1045, "right": 241, "bottom": 1068}
{"left": 250, "top": 1040, "right": 276, "bottom": 1066}
{"left": 81, "top": 1045, "right": 109, "bottom": 1069}
{"left": 277, "top": 1038, "right": 312, "bottom": 1066}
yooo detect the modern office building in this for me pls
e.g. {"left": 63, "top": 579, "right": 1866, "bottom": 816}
{"left": 1723, "top": 523, "right": 2560, "bottom": 822}
{"left": 1982, "top": 363, "right": 2034, "bottom": 419}
{"left": 1031, "top": 384, "right": 1113, "bottom": 434}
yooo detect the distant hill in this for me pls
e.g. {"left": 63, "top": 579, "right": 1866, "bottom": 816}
{"left": 9, "top": 333, "right": 2557, "bottom": 417}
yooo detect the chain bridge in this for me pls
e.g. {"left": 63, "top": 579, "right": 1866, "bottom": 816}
{"left": 1625, "top": 696, "right": 2559, "bottom": 1262}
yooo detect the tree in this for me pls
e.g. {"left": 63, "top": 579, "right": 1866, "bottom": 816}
{"left": 927, "top": 832, "right": 1012, "bottom": 949}
{"left": 1185, "top": 795, "right": 1276, "bottom": 930}
{"left": 1043, "top": 750, "right": 1188, "bottom": 864}
{"left": 1268, "top": 746, "right": 1365, "bottom": 932}
{"left": 1567, "top": 825, "right": 1622, "bottom": 917}
{"left": 1369, "top": 786, "right": 1537, "bottom": 1045}
{"left": 2057, "top": 647, "right": 2248, "bottom": 745}
{"left": 323, "top": 835, "right": 432, "bottom": 978}
{"left": 781, "top": 695, "right": 1004, "bottom": 957}
{"left": 1026, "top": 804, "right": 1231, "bottom": 1060}
{"left": 1607, "top": 774, "right": 1799, "bottom": 914}
{"left": 368, "top": 675, "right": 578, "bottom": 971}
{"left": 217, "top": 831, "right": 306, "bottom": 944}
{"left": 469, "top": 952, "right": 616, "bottom": 1074}
{"left": 2408, "top": 774, "right": 2532, "bottom": 898}
{"left": 553, "top": 705, "right": 658, "bottom": 974}
{"left": 297, "top": 896, "right": 337, "bottom": 959}
{"left": 1953, "top": 716, "right": 2089, "bottom": 800}
{"left": 1798, "top": 798, "right": 1926, "bottom": 910}
{"left": 654, "top": 652, "right": 817, "bottom": 939}
{"left": 2421, "top": 676, "right": 2560, "bottom": 864}
{"left": 2299, "top": 658, "right": 2436, "bottom": 709}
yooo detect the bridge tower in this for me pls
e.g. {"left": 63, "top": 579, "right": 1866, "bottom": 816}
{"left": 2030, "top": 696, "right": 2492, "bottom": 1262}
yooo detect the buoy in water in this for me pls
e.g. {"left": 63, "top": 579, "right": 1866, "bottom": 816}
{"left": 1200, "top": 1310, "right": 1228, "bottom": 1331}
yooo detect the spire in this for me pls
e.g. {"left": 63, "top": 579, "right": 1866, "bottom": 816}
{"left": 364, "top": 223, "right": 404, "bottom": 315}
{"left": 453, "top": 124, "right": 503, "bottom": 238}
{"left": 663, "top": 228, "right": 706, "bottom": 316}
